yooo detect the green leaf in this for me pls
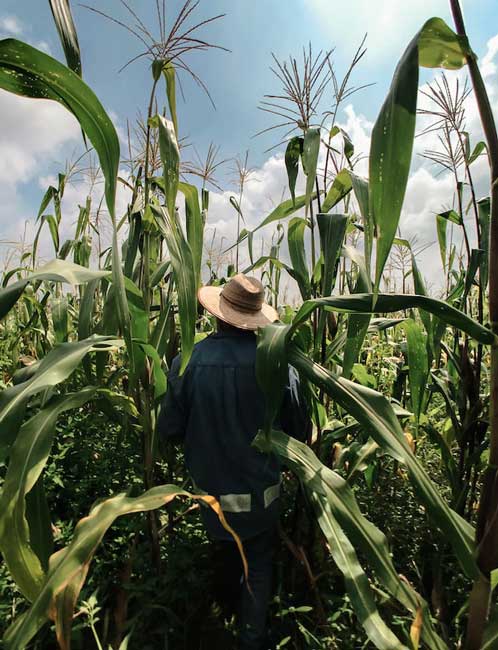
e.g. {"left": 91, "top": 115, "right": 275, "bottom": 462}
{"left": 154, "top": 114, "right": 180, "bottom": 220}
{"left": 51, "top": 297, "right": 68, "bottom": 344}
{"left": 228, "top": 194, "right": 314, "bottom": 253}
{"left": 133, "top": 341, "right": 167, "bottom": 401}
{"left": 253, "top": 429, "right": 448, "bottom": 650}
{"left": 370, "top": 18, "right": 467, "bottom": 293}
{"left": 287, "top": 217, "right": 310, "bottom": 300}
{"left": 285, "top": 137, "right": 303, "bottom": 206}
{"left": 0, "top": 39, "right": 119, "bottom": 219}
{"left": 302, "top": 128, "right": 320, "bottom": 215}
{"left": 402, "top": 319, "right": 429, "bottom": 426}
{"left": 0, "top": 389, "right": 96, "bottom": 602}
{"left": 151, "top": 205, "right": 196, "bottom": 374}
{"left": 310, "top": 492, "right": 408, "bottom": 649}
{"left": 179, "top": 182, "right": 203, "bottom": 287}
{"left": 0, "top": 336, "right": 121, "bottom": 459}
{"left": 255, "top": 323, "right": 290, "bottom": 437}
{"left": 0, "top": 260, "right": 109, "bottom": 321}
{"left": 342, "top": 247, "right": 372, "bottom": 379}
{"left": 162, "top": 60, "right": 178, "bottom": 136}
{"left": 467, "top": 140, "right": 487, "bottom": 165}
{"left": 48, "top": 0, "right": 82, "bottom": 76}
{"left": 463, "top": 249, "right": 485, "bottom": 303}
{"left": 436, "top": 214, "right": 448, "bottom": 271}
{"left": 438, "top": 209, "right": 463, "bottom": 225}
{"left": 292, "top": 293, "right": 494, "bottom": 346}
{"left": 317, "top": 213, "right": 348, "bottom": 297}
{"left": 3, "top": 487, "right": 241, "bottom": 650}
{"left": 322, "top": 169, "right": 353, "bottom": 213}
{"left": 288, "top": 345, "right": 477, "bottom": 579}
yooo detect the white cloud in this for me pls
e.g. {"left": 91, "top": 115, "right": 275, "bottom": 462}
{"left": 0, "top": 15, "right": 23, "bottom": 36}
{"left": 304, "top": 0, "right": 479, "bottom": 63}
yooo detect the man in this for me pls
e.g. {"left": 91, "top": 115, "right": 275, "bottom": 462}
{"left": 157, "top": 273, "right": 309, "bottom": 650}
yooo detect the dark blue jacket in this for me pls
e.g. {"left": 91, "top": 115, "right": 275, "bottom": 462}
{"left": 157, "top": 329, "right": 309, "bottom": 540}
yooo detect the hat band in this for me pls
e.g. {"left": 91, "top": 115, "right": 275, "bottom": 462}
{"left": 220, "top": 291, "right": 262, "bottom": 313}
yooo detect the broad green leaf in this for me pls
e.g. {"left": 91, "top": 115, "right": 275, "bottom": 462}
{"left": 0, "top": 388, "right": 96, "bottom": 602}
{"left": 253, "top": 431, "right": 447, "bottom": 650}
{"left": 0, "top": 336, "right": 121, "bottom": 459}
{"left": 302, "top": 128, "right": 320, "bottom": 215}
{"left": 370, "top": 18, "right": 467, "bottom": 293}
{"left": 438, "top": 209, "right": 463, "bottom": 225}
{"left": 150, "top": 260, "right": 171, "bottom": 288}
{"left": 437, "top": 214, "right": 448, "bottom": 271}
{"left": 0, "top": 38, "right": 131, "bottom": 370}
{"left": 179, "top": 182, "right": 203, "bottom": 287}
{"left": 467, "top": 140, "right": 487, "bottom": 165}
{"left": 288, "top": 346, "right": 477, "bottom": 580}
{"left": 78, "top": 278, "right": 99, "bottom": 341}
{"left": 285, "top": 137, "right": 303, "bottom": 206}
{"left": 341, "top": 247, "right": 372, "bottom": 379}
{"left": 292, "top": 293, "right": 495, "bottom": 345}
{"left": 463, "top": 249, "right": 485, "bottom": 303}
{"left": 151, "top": 205, "right": 196, "bottom": 374}
{"left": 48, "top": 0, "right": 82, "bottom": 76}
{"left": 287, "top": 217, "right": 310, "bottom": 300}
{"left": 134, "top": 341, "right": 167, "bottom": 401}
{"left": 0, "top": 260, "right": 109, "bottom": 321}
{"left": 25, "top": 478, "right": 52, "bottom": 574}
{"left": 321, "top": 169, "right": 353, "bottom": 213}
{"left": 255, "top": 322, "right": 290, "bottom": 437}
{"left": 51, "top": 297, "right": 68, "bottom": 344}
{"left": 311, "top": 492, "right": 408, "bottom": 650}
{"left": 349, "top": 172, "right": 372, "bottom": 273}
{"left": 33, "top": 215, "right": 59, "bottom": 263}
{"left": 317, "top": 213, "right": 348, "bottom": 297}
{"left": 154, "top": 114, "right": 179, "bottom": 219}
{"left": 162, "top": 60, "right": 178, "bottom": 136}
{"left": 402, "top": 319, "right": 429, "bottom": 427}
{"left": 3, "top": 487, "right": 242, "bottom": 650}
{"left": 0, "top": 39, "right": 119, "bottom": 219}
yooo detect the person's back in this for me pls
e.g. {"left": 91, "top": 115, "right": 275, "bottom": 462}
{"left": 157, "top": 274, "right": 309, "bottom": 650}
{"left": 158, "top": 324, "right": 282, "bottom": 539}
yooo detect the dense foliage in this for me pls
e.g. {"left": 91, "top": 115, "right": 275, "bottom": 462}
{"left": 0, "top": 1, "right": 498, "bottom": 649}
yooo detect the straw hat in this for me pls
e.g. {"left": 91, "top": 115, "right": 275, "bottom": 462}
{"left": 198, "top": 273, "right": 279, "bottom": 330}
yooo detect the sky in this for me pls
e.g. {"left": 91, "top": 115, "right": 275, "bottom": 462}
{"left": 1, "top": 0, "right": 498, "bottom": 293}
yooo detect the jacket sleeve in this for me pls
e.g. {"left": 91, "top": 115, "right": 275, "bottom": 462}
{"left": 278, "top": 365, "right": 311, "bottom": 442}
{"left": 156, "top": 356, "right": 187, "bottom": 444}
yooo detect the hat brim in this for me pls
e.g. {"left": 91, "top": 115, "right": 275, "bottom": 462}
{"left": 198, "top": 286, "right": 279, "bottom": 330}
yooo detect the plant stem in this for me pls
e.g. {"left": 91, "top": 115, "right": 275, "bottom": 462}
{"left": 449, "top": 2, "right": 498, "bottom": 648}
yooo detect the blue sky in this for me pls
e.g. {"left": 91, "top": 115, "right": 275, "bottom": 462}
{"left": 1, "top": 1, "right": 498, "bottom": 287}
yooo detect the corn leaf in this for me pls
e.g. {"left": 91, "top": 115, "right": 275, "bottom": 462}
{"left": 152, "top": 205, "right": 196, "bottom": 374}
{"left": 292, "top": 294, "right": 494, "bottom": 345}
{"left": 370, "top": 18, "right": 467, "bottom": 293}
{"left": 288, "top": 346, "right": 477, "bottom": 580}
{"left": 285, "top": 136, "right": 303, "bottom": 206}
{"left": 302, "top": 128, "right": 320, "bottom": 215}
{"left": 0, "top": 260, "right": 109, "bottom": 321}
{"left": 287, "top": 217, "right": 310, "bottom": 299}
{"left": 321, "top": 169, "right": 353, "bottom": 213}
{"left": 0, "top": 388, "right": 96, "bottom": 602}
{"left": 3, "top": 487, "right": 242, "bottom": 650}
{"left": 0, "top": 336, "right": 121, "bottom": 459}
{"left": 179, "top": 182, "right": 203, "bottom": 288}
{"left": 253, "top": 429, "right": 448, "bottom": 650}
{"left": 402, "top": 319, "right": 429, "bottom": 427}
